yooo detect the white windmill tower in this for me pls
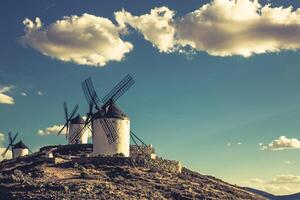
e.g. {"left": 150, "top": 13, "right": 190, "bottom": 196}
{"left": 12, "top": 140, "right": 29, "bottom": 158}
{"left": 57, "top": 102, "right": 89, "bottom": 144}
{"left": 71, "top": 75, "right": 134, "bottom": 157}
{"left": 69, "top": 114, "right": 88, "bottom": 144}
{"left": 1, "top": 132, "right": 31, "bottom": 159}
{"left": 92, "top": 100, "right": 130, "bottom": 156}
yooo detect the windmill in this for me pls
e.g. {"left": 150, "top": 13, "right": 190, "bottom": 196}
{"left": 1, "top": 131, "right": 18, "bottom": 159}
{"left": 1, "top": 131, "right": 32, "bottom": 159}
{"left": 70, "top": 75, "right": 135, "bottom": 156}
{"left": 57, "top": 102, "right": 87, "bottom": 144}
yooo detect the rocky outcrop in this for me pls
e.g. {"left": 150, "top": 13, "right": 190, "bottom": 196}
{"left": 0, "top": 144, "right": 266, "bottom": 200}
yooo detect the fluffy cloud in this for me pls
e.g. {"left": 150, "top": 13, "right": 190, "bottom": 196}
{"left": 0, "top": 132, "right": 5, "bottom": 143}
{"left": 20, "top": 92, "right": 27, "bottom": 96}
{"left": 262, "top": 136, "right": 300, "bottom": 150}
{"left": 21, "top": 1, "right": 300, "bottom": 65}
{"left": 175, "top": 0, "right": 300, "bottom": 57}
{"left": 21, "top": 14, "right": 133, "bottom": 67}
{"left": 270, "top": 175, "right": 300, "bottom": 184}
{"left": 246, "top": 175, "right": 300, "bottom": 195}
{"left": 115, "top": 7, "right": 176, "bottom": 52}
{"left": 37, "top": 124, "right": 66, "bottom": 136}
{"left": 37, "top": 91, "right": 43, "bottom": 96}
{"left": 37, "top": 122, "right": 92, "bottom": 138}
{"left": 117, "top": 0, "right": 300, "bottom": 57}
{"left": 0, "top": 85, "right": 15, "bottom": 104}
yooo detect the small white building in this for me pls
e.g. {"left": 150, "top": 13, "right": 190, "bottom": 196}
{"left": 68, "top": 114, "right": 89, "bottom": 144}
{"left": 92, "top": 101, "right": 130, "bottom": 157}
{"left": 12, "top": 140, "right": 29, "bottom": 158}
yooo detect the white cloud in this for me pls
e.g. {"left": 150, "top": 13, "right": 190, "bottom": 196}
{"left": 0, "top": 132, "right": 4, "bottom": 143}
{"left": 20, "top": 1, "right": 300, "bottom": 64}
{"left": 237, "top": 142, "right": 242, "bottom": 145}
{"left": 245, "top": 175, "right": 300, "bottom": 195}
{"left": 37, "top": 124, "right": 66, "bottom": 136}
{"left": 116, "top": 0, "right": 300, "bottom": 57}
{"left": 37, "top": 122, "right": 92, "bottom": 138}
{"left": 284, "top": 160, "right": 291, "bottom": 165}
{"left": 0, "top": 85, "right": 15, "bottom": 104}
{"left": 175, "top": 0, "right": 300, "bottom": 57}
{"left": 270, "top": 174, "right": 300, "bottom": 184}
{"left": 21, "top": 92, "right": 27, "bottom": 96}
{"left": 249, "top": 178, "right": 265, "bottom": 184}
{"left": 226, "top": 142, "right": 231, "bottom": 147}
{"left": 21, "top": 13, "right": 133, "bottom": 67}
{"left": 115, "top": 7, "right": 176, "bottom": 53}
{"left": 37, "top": 91, "right": 43, "bottom": 96}
{"left": 262, "top": 136, "right": 300, "bottom": 150}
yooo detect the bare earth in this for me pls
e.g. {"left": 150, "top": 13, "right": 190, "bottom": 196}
{"left": 0, "top": 145, "right": 266, "bottom": 200}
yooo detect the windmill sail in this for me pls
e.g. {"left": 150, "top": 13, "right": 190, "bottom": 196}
{"left": 57, "top": 102, "right": 79, "bottom": 137}
{"left": 1, "top": 131, "right": 18, "bottom": 158}
{"left": 70, "top": 75, "right": 134, "bottom": 145}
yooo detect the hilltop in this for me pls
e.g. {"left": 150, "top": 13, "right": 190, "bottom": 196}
{"left": 0, "top": 144, "right": 266, "bottom": 200}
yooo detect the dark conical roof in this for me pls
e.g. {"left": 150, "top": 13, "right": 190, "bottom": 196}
{"left": 70, "top": 114, "right": 85, "bottom": 124}
{"left": 94, "top": 100, "right": 128, "bottom": 120}
{"left": 105, "top": 100, "right": 128, "bottom": 119}
{"left": 13, "top": 140, "right": 28, "bottom": 149}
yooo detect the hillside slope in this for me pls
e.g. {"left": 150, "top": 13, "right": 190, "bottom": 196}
{"left": 0, "top": 144, "right": 267, "bottom": 200}
{"left": 246, "top": 188, "right": 300, "bottom": 200}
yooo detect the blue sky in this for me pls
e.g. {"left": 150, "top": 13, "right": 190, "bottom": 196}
{"left": 1, "top": 0, "right": 300, "bottom": 195}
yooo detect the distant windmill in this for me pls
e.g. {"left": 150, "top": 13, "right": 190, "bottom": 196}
{"left": 1, "top": 131, "right": 18, "bottom": 159}
{"left": 57, "top": 102, "right": 88, "bottom": 144}
{"left": 70, "top": 75, "right": 135, "bottom": 156}
{"left": 1, "top": 131, "right": 31, "bottom": 159}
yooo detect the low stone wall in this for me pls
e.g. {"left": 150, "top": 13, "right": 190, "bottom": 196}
{"left": 40, "top": 144, "right": 93, "bottom": 155}
{"left": 130, "top": 145, "right": 155, "bottom": 157}
{"left": 62, "top": 155, "right": 182, "bottom": 174}
{"left": 39, "top": 144, "right": 181, "bottom": 174}
{"left": 40, "top": 144, "right": 155, "bottom": 158}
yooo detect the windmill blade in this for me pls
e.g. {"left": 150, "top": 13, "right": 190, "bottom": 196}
{"left": 101, "top": 75, "right": 135, "bottom": 107}
{"left": 1, "top": 144, "right": 12, "bottom": 158}
{"left": 63, "top": 102, "right": 68, "bottom": 121}
{"left": 69, "top": 104, "right": 79, "bottom": 120}
{"left": 81, "top": 78, "right": 101, "bottom": 107}
{"left": 82, "top": 80, "right": 93, "bottom": 105}
{"left": 11, "top": 132, "right": 19, "bottom": 145}
{"left": 70, "top": 123, "right": 89, "bottom": 144}
{"left": 69, "top": 100, "right": 94, "bottom": 143}
{"left": 66, "top": 125, "right": 69, "bottom": 137}
{"left": 8, "top": 131, "right": 12, "bottom": 144}
{"left": 100, "top": 118, "right": 118, "bottom": 144}
{"left": 101, "top": 75, "right": 132, "bottom": 103}
{"left": 69, "top": 116, "right": 92, "bottom": 144}
{"left": 57, "top": 122, "right": 68, "bottom": 135}
{"left": 86, "top": 78, "right": 101, "bottom": 103}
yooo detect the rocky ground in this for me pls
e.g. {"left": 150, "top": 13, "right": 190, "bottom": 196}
{"left": 0, "top": 145, "right": 267, "bottom": 200}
